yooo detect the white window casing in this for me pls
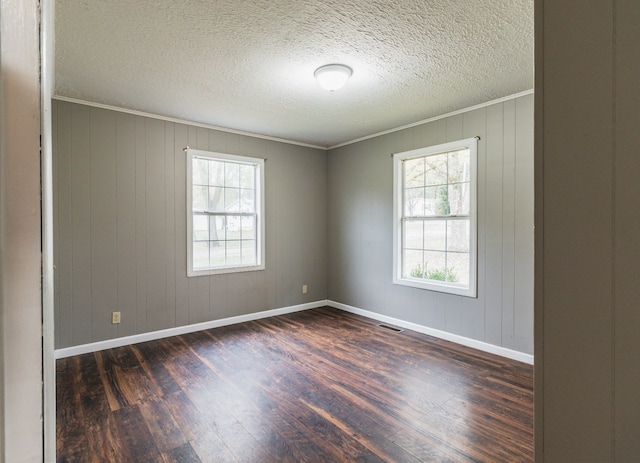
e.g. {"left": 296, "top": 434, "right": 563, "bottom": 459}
{"left": 186, "top": 149, "right": 265, "bottom": 276}
{"left": 393, "top": 137, "right": 478, "bottom": 297}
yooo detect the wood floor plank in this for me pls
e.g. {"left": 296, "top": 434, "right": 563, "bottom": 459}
{"left": 161, "top": 442, "right": 202, "bottom": 463}
{"left": 138, "top": 399, "right": 187, "bottom": 453}
{"left": 162, "top": 390, "right": 239, "bottom": 463}
{"left": 131, "top": 342, "right": 182, "bottom": 397}
{"left": 112, "top": 405, "right": 164, "bottom": 462}
{"left": 57, "top": 307, "right": 533, "bottom": 462}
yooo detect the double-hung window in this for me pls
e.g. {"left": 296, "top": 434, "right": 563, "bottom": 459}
{"left": 393, "top": 138, "right": 478, "bottom": 297}
{"left": 186, "top": 149, "right": 265, "bottom": 276}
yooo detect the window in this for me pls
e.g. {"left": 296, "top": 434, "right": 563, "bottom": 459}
{"left": 186, "top": 149, "right": 265, "bottom": 276}
{"left": 393, "top": 138, "right": 478, "bottom": 297}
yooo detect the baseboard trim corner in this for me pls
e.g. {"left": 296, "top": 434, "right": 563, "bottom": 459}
{"left": 327, "top": 300, "right": 534, "bottom": 365}
{"left": 55, "top": 300, "right": 328, "bottom": 359}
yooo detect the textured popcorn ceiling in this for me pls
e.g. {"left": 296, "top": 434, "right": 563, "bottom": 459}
{"left": 55, "top": 0, "right": 533, "bottom": 148}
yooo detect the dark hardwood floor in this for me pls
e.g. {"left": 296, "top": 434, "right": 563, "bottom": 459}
{"left": 57, "top": 307, "right": 533, "bottom": 462}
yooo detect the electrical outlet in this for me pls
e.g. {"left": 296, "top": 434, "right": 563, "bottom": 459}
{"left": 112, "top": 311, "right": 121, "bottom": 324}
{"left": 302, "top": 284, "right": 308, "bottom": 294}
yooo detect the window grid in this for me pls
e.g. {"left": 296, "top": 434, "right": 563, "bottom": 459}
{"left": 401, "top": 149, "right": 470, "bottom": 285}
{"left": 187, "top": 149, "right": 264, "bottom": 277}
{"left": 393, "top": 138, "right": 477, "bottom": 297}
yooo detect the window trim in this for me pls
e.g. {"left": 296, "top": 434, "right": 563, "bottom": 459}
{"left": 186, "top": 148, "right": 265, "bottom": 277}
{"left": 392, "top": 137, "right": 478, "bottom": 297}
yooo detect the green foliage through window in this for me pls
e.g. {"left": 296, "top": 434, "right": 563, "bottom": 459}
{"left": 410, "top": 262, "right": 458, "bottom": 282}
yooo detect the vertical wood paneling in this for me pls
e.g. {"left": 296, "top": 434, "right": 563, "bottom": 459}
{"left": 361, "top": 138, "right": 390, "bottom": 315}
{"left": 501, "top": 100, "right": 517, "bottom": 348}
{"left": 53, "top": 98, "right": 530, "bottom": 357}
{"left": 327, "top": 96, "right": 533, "bottom": 356}
{"left": 135, "top": 117, "right": 148, "bottom": 334}
{"left": 55, "top": 101, "right": 74, "bottom": 348}
{"left": 54, "top": 101, "right": 327, "bottom": 349}
{"left": 484, "top": 104, "right": 504, "bottom": 346}
{"left": 263, "top": 141, "right": 280, "bottom": 310}
{"left": 326, "top": 145, "right": 348, "bottom": 302}
{"left": 145, "top": 119, "right": 167, "bottom": 332}
{"left": 173, "top": 124, "right": 189, "bottom": 328}
{"left": 272, "top": 145, "right": 293, "bottom": 308}
{"left": 116, "top": 112, "right": 137, "bottom": 338}
{"left": 90, "top": 108, "right": 118, "bottom": 342}
{"left": 71, "top": 104, "right": 93, "bottom": 345}
{"left": 513, "top": 95, "right": 534, "bottom": 352}
{"left": 164, "top": 122, "right": 176, "bottom": 328}
{"left": 53, "top": 101, "right": 60, "bottom": 336}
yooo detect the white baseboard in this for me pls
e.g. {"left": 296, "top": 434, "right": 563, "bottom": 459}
{"left": 327, "top": 300, "right": 534, "bottom": 365}
{"left": 54, "top": 300, "right": 327, "bottom": 359}
{"left": 56, "top": 299, "right": 534, "bottom": 365}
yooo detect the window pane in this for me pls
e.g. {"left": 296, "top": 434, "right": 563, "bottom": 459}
{"left": 448, "top": 183, "right": 470, "bottom": 216}
{"left": 402, "top": 249, "right": 424, "bottom": 278}
{"left": 192, "top": 159, "right": 209, "bottom": 185}
{"left": 424, "top": 154, "right": 447, "bottom": 186}
{"left": 424, "top": 221, "right": 446, "bottom": 251}
{"left": 242, "top": 240, "right": 256, "bottom": 265}
{"left": 193, "top": 186, "right": 208, "bottom": 212}
{"left": 404, "top": 158, "right": 425, "bottom": 188}
{"left": 227, "top": 240, "right": 242, "bottom": 265}
{"left": 189, "top": 151, "right": 264, "bottom": 275}
{"left": 209, "top": 187, "right": 224, "bottom": 212}
{"left": 210, "top": 241, "right": 225, "bottom": 266}
{"left": 226, "top": 216, "right": 241, "bottom": 240}
{"left": 241, "top": 216, "right": 256, "bottom": 241}
{"left": 404, "top": 220, "right": 423, "bottom": 249}
{"left": 423, "top": 251, "right": 447, "bottom": 281}
{"left": 447, "top": 252, "right": 469, "bottom": 287}
{"left": 394, "top": 139, "right": 476, "bottom": 295}
{"left": 240, "top": 188, "right": 255, "bottom": 213}
{"left": 225, "top": 188, "right": 240, "bottom": 212}
{"left": 193, "top": 214, "right": 209, "bottom": 241}
{"left": 404, "top": 187, "right": 425, "bottom": 216}
{"left": 193, "top": 241, "right": 210, "bottom": 269}
{"left": 447, "top": 220, "right": 470, "bottom": 252}
{"left": 209, "top": 160, "right": 225, "bottom": 186}
{"left": 240, "top": 164, "right": 255, "bottom": 190}
{"left": 424, "top": 185, "right": 450, "bottom": 216}
{"left": 213, "top": 216, "right": 226, "bottom": 241}
{"left": 225, "top": 163, "right": 240, "bottom": 188}
{"left": 448, "top": 149, "right": 470, "bottom": 183}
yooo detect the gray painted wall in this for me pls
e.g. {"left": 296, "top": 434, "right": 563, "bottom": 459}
{"left": 535, "top": 0, "right": 640, "bottom": 460}
{"left": 53, "top": 100, "right": 328, "bottom": 349}
{"left": 327, "top": 95, "right": 534, "bottom": 355}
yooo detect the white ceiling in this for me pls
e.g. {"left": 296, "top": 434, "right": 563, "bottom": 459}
{"left": 55, "top": 0, "right": 533, "bottom": 148}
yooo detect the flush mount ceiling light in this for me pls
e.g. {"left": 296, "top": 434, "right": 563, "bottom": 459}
{"left": 314, "top": 64, "right": 352, "bottom": 92}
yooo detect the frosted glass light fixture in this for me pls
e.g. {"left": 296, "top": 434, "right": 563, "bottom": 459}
{"left": 314, "top": 64, "right": 352, "bottom": 91}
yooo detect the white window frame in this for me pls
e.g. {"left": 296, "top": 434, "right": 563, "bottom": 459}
{"left": 392, "top": 137, "right": 478, "bottom": 297}
{"left": 186, "top": 148, "right": 265, "bottom": 277}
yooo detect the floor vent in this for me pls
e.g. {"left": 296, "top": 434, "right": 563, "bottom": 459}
{"left": 377, "top": 324, "right": 403, "bottom": 333}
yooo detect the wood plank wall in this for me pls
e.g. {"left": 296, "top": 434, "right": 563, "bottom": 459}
{"left": 52, "top": 100, "right": 328, "bottom": 349}
{"left": 327, "top": 94, "right": 534, "bottom": 354}
{"left": 536, "top": 0, "right": 640, "bottom": 460}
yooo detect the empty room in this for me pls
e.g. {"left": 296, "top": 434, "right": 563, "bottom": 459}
{"left": 3, "top": 0, "right": 638, "bottom": 462}
{"left": 52, "top": 0, "right": 535, "bottom": 461}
